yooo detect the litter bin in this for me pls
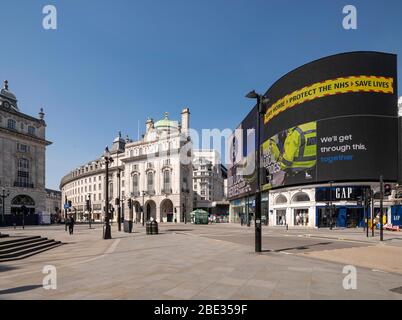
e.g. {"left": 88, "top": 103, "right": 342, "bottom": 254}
{"left": 124, "top": 220, "right": 133, "bottom": 233}
{"left": 150, "top": 220, "right": 159, "bottom": 235}
{"left": 146, "top": 221, "right": 151, "bottom": 235}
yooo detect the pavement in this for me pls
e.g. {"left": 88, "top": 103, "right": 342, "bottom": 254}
{"left": 1, "top": 223, "right": 402, "bottom": 300}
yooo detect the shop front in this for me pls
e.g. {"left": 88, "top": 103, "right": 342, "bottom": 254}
{"left": 391, "top": 205, "right": 402, "bottom": 226}
{"left": 315, "top": 185, "right": 369, "bottom": 228}
{"left": 229, "top": 193, "right": 269, "bottom": 226}
{"left": 316, "top": 205, "right": 366, "bottom": 228}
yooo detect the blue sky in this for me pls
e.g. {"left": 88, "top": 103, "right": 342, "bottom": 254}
{"left": 1, "top": 0, "right": 401, "bottom": 190}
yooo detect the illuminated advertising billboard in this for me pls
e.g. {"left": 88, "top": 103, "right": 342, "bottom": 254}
{"left": 227, "top": 107, "right": 257, "bottom": 199}
{"left": 261, "top": 52, "right": 398, "bottom": 190}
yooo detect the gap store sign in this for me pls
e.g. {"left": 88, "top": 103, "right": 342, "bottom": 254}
{"left": 315, "top": 186, "right": 369, "bottom": 202}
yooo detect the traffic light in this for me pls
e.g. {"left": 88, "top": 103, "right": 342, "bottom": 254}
{"left": 127, "top": 199, "right": 132, "bottom": 209}
{"left": 384, "top": 184, "right": 392, "bottom": 196}
{"left": 86, "top": 200, "right": 90, "bottom": 211}
{"left": 68, "top": 200, "right": 72, "bottom": 207}
{"left": 115, "top": 198, "right": 120, "bottom": 205}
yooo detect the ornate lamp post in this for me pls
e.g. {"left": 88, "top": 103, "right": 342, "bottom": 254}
{"left": 1, "top": 187, "right": 10, "bottom": 231}
{"left": 116, "top": 148, "right": 123, "bottom": 232}
{"left": 87, "top": 194, "right": 92, "bottom": 229}
{"left": 103, "top": 146, "right": 114, "bottom": 239}
{"left": 142, "top": 191, "right": 146, "bottom": 226}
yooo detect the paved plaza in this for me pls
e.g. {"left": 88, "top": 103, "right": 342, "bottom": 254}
{"left": 1, "top": 223, "right": 402, "bottom": 300}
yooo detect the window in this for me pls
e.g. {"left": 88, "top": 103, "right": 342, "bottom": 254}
{"left": 7, "top": 119, "right": 16, "bottom": 130}
{"left": 275, "top": 195, "right": 288, "bottom": 205}
{"left": 109, "top": 182, "right": 113, "bottom": 199}
{"left": 122, "top": 180, "right": 125, "bottom": 188}
{"left": 294, "top": 209, "right": 309, "bottom": 226}
{"left": 17, "top": 143, "right": 30, "bottom": 153}
{"left": 132, "top": 174, "right": 139, "bottom": 193}
{"left": 147, "top": 172, "right": 154, "bottom": 192}
{"left": 276, "top": 210, "right": 287, "bottom": 226}
{"left": 28, "top": 126, "right": 36, "bottom": 135}
{"left": 292, "top": 193, "right": 310, "bottom": 202}
{"left": 93, "top": 194, "right": 96, "bottom": 201}
{"left": 94, "top": 184, "right": 96, "bottom": 191}
{"left": 99, "top": 183, "right": 101, "bottom": 190}
{"left": 163, "top": 170, "right": 171, "bottom": 192}
{"left": 17, "top": 158, "right": 30, "bottom": 187}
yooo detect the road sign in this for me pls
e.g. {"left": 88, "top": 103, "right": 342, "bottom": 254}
{"left": 64, "top": 203, "right": 70, "bottom": 210}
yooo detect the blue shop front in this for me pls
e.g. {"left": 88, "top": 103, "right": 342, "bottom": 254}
{"left": 315, "top": 186, "right": 370, "bottom": 228}
{"left": 391, "top": 205, "right": 402, "bottom": 227}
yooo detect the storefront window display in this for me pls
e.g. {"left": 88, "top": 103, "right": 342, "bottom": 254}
{"left": 276, "top": 209, "right": 286, "bottom": 225}
{"left": 294, "top": 209, "right": 309, "bottom": 226}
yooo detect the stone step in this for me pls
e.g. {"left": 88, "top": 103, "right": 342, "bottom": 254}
{"left": 0, "top": 238, "right": 54, "bottom": 255}
{"left": 0, "top": 236, "right": 47, "bottom": 250}
{"left": 0, "top": 235, "right": 41, "bottom": 245}
{"left": 0, "top": 236, "right": 63, "bottom": 262}
{"left": 0, "top": 241, "right": 63, "bottom": 262}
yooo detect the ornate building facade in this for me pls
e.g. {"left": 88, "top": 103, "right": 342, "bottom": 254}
{"left": 60, "top": 108, "right": 193, "bottom": 223}
{"left": 0, "top": 80, "right": 52, "bottom": 225}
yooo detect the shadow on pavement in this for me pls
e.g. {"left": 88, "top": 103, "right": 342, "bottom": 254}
{"left": 0, "top": 265, "right": 20, "bottom": 273}
{"left": 0, "top": 285, "right": 42, "bottom": 295}
{"left": 261, "top": 241, "right": 333, "bottom": 253}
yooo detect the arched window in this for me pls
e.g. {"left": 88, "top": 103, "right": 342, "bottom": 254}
{"left": 11, "top": 195, "right": 35, "bottom": 206}
{"left": 292, "top": 192, "right": 310, "bottom": 202}
{"left": 275, "top": 194, "right": 288, "bottom": 205}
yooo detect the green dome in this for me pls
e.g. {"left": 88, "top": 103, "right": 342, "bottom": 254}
{"left": 154, "top": 112, "right": 179, "bottom": 130}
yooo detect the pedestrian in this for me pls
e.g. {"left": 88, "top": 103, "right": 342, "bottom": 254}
{"left": 68, "top": 215, "right": 75, "bottom": 235}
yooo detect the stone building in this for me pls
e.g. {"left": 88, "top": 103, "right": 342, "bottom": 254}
{"left": 0, "top": 80, "right": 52, "bottom": 225}
{"left": 192, "top": 149, "right": 228, "bottom": 215}
{"left": 45, "top": 188, "right": 62, "bottom": 219}
{"left": 60, "top": 109, "right": 193, "bottom": 224}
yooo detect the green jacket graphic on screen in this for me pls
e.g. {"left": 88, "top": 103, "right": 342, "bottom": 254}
{"left": 279, "top": 122, "right": 317, "bottom": 172}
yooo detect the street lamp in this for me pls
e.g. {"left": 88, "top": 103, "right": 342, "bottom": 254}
{"left": 1, "top": 187, "right": 10, "bottom": 230}
{"left": 116, "top": 148, "right": 123, "bottom": 232}
{"left": 142, "top": 191, "right": 146, "bottom": 226}
{"left": 329, "top": 181, "right": 334, "bottom": 230}
{"left": 103, "top": 146, "right": 114, "bottom": 239}
{"left": 245, "top": 90, "right": 269, "bottom": 253}
{"left": 87, "top": 194, "right": 92, "bottom": 229}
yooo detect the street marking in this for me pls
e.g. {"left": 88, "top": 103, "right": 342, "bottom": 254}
{"left": 372, "top": 269, "right": 389, "bottom": 274}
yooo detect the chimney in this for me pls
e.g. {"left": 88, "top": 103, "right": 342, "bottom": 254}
{"left": 181, "top": 107, "right": 190, "bottom": 134}
{"left": 146, "top": 117, "right": 154, "bottom": 133}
